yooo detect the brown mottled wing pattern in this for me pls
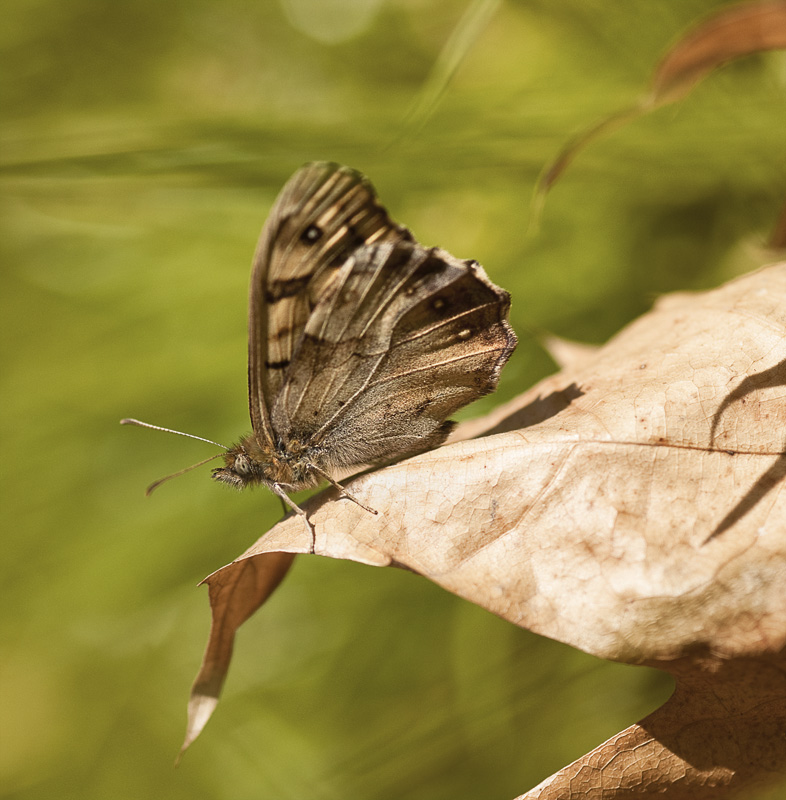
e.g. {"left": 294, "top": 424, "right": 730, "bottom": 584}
{"left": 247, "top": 163, "right": 411, "bottom": 448}
{"left": 270, "top": 241, "right": 517, "bottom": 468}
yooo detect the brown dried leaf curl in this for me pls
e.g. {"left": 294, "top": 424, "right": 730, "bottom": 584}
{"left": 184, "top": 264, "right": 786, "bottom": 798}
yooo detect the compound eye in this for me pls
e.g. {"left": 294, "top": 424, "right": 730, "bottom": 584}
{"left": 233, "top": 454, "right": 251, "bottom": 475}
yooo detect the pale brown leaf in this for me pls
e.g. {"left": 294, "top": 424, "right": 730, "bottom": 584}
{"left": 540, "top": 333, "right": 600, "bottom": 372}
{"left": 183, "top": 263, "right": 786, "bottom": 796}
{"left": 179, "top": 551, "right": 295, "bottom": 759}
{"left": 519, "top": 656, "right": 786, "bottom": 799}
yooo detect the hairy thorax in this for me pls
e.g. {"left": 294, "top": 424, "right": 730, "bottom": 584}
{"left": 212, "top": 434, "right": 325, "bottom": 491}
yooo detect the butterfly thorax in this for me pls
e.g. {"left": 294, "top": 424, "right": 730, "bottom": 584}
{"left": 212, "top": 434, "right": 325, "bottom": 492}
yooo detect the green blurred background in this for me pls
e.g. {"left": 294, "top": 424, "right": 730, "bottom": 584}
{"left": 2, "top": 1, "right": 785, "bottom": 798}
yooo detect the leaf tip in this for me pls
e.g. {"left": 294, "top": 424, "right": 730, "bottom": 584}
{"left": 177, "top": 692, "right": 220, "bottom": 763}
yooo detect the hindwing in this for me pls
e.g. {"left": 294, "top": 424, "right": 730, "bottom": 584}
{"left": 269, "top": 240, "right": 517, "bottom": 467}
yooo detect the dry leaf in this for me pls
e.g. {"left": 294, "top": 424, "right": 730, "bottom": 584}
{"left": 540, "top": 333, "right": 600, "bottom": 372}
{"left": 650, "top": 0, "right": 786, "bottom": 105}
{"left": 538, "top": 0, "right": 786, "bottom": 197}
{"left": 183, "top": 263, "right": 786, "bottom": 797}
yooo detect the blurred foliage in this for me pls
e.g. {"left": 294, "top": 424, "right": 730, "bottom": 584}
{"left": 1, "top": 0, "right": 785, "bottom": 798}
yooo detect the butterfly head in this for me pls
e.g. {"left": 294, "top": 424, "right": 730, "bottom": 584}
{"left": 210, "top": 436, "right": 291, "bottom": 491}
{"left": 212, "top": 445, "right": 260, "bottom": 490}
{"left": 212, "top": 435, "right": 324, "bottom": 493}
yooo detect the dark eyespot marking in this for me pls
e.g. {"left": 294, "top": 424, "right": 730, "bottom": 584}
{"left": 340, "top": 223, "right": 359, "bottom": 246}
{"left": 386, "top": 243, "right": 416, "bottom": 272}
{"left": 265, "top": 359, "right": 290, "bottom": 370}
{"left": 301, "top": 224, "right": 323, "bottom": 245}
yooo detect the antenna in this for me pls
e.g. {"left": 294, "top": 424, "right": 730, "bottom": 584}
{"left": 143, "top": 453, "right": 225, "bottom": 496}
{"left": 120, "top": 418, "right": 229, "bottom": 495}
{"left": 120, "top": 418, "right": 227, "bottom": 449}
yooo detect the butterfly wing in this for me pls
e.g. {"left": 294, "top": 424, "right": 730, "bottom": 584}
{"left": 247, "top": 162, "right": 411, "bottom": 447}
{"left": 270, "top": 240, "right": 517, "bottom": 468}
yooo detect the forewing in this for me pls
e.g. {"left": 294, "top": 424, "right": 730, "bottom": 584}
{"left": 247, "top": 162, "right": 410, "bottom": 446}
{"left": 270, "top": 241, "right": 517, "bottom": 467}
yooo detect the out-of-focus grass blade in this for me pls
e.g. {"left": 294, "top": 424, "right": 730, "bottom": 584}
{"left": 394, "top": 0, "right": 502, "bottom": 143}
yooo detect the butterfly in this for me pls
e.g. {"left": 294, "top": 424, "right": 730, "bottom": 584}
{"left": 124, "top": 162, "right": 516, "bottom": 535}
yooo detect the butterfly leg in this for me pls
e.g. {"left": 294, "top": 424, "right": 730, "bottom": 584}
{"left": 270, "top": 483, "right": 316, "bottom": 553}
{"left": 308, "top": 465, "right": 378, "bottom": 516}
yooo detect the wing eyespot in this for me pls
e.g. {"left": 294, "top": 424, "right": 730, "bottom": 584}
{"left": 301, "top": 225, "right": 323, "bottom": 245}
